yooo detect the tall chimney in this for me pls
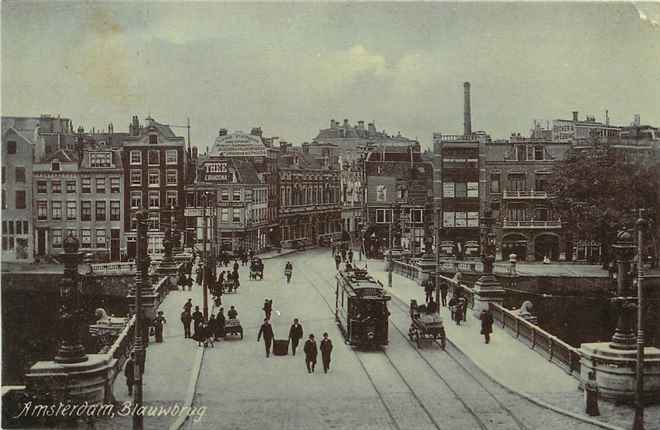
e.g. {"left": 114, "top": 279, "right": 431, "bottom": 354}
{"left": 463, "top": 82, "right": 472, "bottom": 136}
{"left": 572, "top": 111, "right": 579, "bottom": 122}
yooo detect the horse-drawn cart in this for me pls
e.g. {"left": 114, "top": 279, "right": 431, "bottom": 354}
{"left": 224, "top": 318, "right": 243, "bottom": 339}
{"left": 408, "top": 300, "right": 446, "bottom": 349}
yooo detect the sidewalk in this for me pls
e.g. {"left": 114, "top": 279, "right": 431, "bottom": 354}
{"left": 259, "top": 245, "right": 319, "bottom": 260}
{"left": 107, "top": 269, "right": 207, "bottom": 429}
{"left": 367, "top": 259, "right": 659, "bottom": 430}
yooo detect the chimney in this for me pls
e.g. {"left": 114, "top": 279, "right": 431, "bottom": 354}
{"left": 343, "top": 118, "right": 349, "bottom": 128}
{"left": 302, "top": 142, "right": 310, "bottom": 154}
{"left": 218, "top": 128, "right": 227, "bottom": 137}
{"left": 605, "top": 110, "right": 610, "bottom": 126}
{"left": 192, "top": 146, "right": 198, "bottom": 159}
{"left": 572, "top": 111, "right": 579, "bottom": 122}
{"left": 358, "top": 121, "right": 365, "bottom": 130}
{"left": 131, "top": 115, "right": 140, "bottom": 136}
{"left": 368, "top": 122, "right": 376, "bottom": 134}
{"left": 108, "top": 123, "right": 114, "bottom": 134}
{"left": 330, "top": 119, "right": 336, "bottom": 129}
{"left": 463, "top": 82, "right": 472, "bottom": 136}
{"left": 250, "top": 127, "right": 262, "bottom": 137}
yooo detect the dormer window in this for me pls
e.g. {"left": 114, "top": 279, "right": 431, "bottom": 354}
{"left": 149, "top": 135, "right": 158, "bottom": 145}
{"left": 89, "top": 152, "right": 112, "bottom": 168}
{"left": 52, "top": 160, "right": 61, "bottom": 171}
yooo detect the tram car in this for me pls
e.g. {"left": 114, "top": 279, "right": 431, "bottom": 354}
{"left": 335, "top": 267, "right": 390, "bottom": 347}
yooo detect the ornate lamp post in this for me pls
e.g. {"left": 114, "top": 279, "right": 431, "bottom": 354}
{"left": 480, "top": 207, "right": 497, "bottom": 275}
{"left": 201, "top": 192, "right": 209, "bottom": 320}
{"left": 609, "top": 229, "right": 637, "bottom": 351}
{"left": 131, "top": 209, "right": 148, "bottom": 430}
{"left": 471, "top": 206, "right": 504, "bottom": 315}
{"left": 54, "top": 235, "right": 88, "bottom": 364}
{"left": 633, "top": 215, "right": 648, "bottom": 430}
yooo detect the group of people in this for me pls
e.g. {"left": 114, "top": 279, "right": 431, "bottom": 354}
{"left": 256, "top": 316, "right": 334, "bottom": 373}
{"left": 333, "top": 245, "right": 354, "bottom": 271}
{"left": 180, "top": 296, "right": 242, "bottom": 348}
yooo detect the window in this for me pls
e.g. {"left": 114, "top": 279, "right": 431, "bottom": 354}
{"left": 51, "top": 201, "right": 62, "bottom": 220}
{"left": 148, "top": 191, "right": 160, "bottom": 208}
{"left": 166, "top": 190, "right": 177, "bottom": 208}
{"left": 149, "top": 135, "right": 158, "bottom": 145}
{"left": 509, "top": 174, "right": 526, "bottom": 192}
{"left": 37, "top": 201, "right": 48, "bottom": 220}
{"left": 443, "top": 212, "right": 454, "bottom": 227}
{"left": 15, "top": 191, "right": 26, "bottom": 209}
{"left": 411, "top": 209, "right": 424, "bottom": 223}
{"left": 130, "top": 151, "right": 142, "bottom": 165}
{"left": 534, "top": 146, "right": 544, "bottom": 161}
{"left": 221, "top": 190, "right": 229, "bottom": 201}
{"left": 81, "top": 177, "right": 91, "bottom": 193}
{"left": 95, "top": 201, "right": 106, "bottom": 221}
{"left": 166, "top": 170, "right": 177, "bottom": 186}
{"left": 232, "top": 208, "right": 241, "bottom": 223}
{"left": 443, "top": 182, "right": 455, "bottom": 198}
{"left": 455, "top": 212, "right": 467, "bottom": 227}
{"left": 148, "top": 170, "right": 160, "bottom": 186}
{"left": 397, "top": 185, "right": 407, "bottom": 200}
{"left": 1, "top": 237, "right": 6, "bottom": 250}
{"left": 81, "top": 229, "right": 91, "bottom": 247}
{"left": 376, "top": 185, "right": 387, "bottom": 202}
{"left": 535, "top": 175, "right": 549, "bottom": 192}
{"left": 23, "top": 221, "right": 28, "bottom": 235}
{"left": 490, "top": 174, "right": 500, "bottom": 193}
{"left": 148, "top": 150, "right": 159, "bottom": 165}
{"left": 94, "top": 177, "right": 105, "bottom": 193}
{"left": 8, "top": 237, "right": 14, "bottom": 250}
{"left": 1, "top": 190, "right": 5, "bottom": 209}
{"left": 52, "top": 180, "right": 61, "bottom": 193}
{"left": 66, "top": 201, "right": 76, "bottom": 220}
{"left": 66, "top": 180, "right": 77, "bottom": 193}
{"left": 515, "top": 146, "right": 525, "bottom": 162}
{"left": 110, "top": 201, "right": 120, "bottom": 220}
{"left": 52, "top": 160, "right": 60, "bottom": 171}
{"left": 376, "top": 209, "right": 393, "bottom": 223}
{"left": 1, "top": 166, "right": 4, "bottom": 183}
{"left": 66, "top": 229, "right": 78, "bottom": 239}
{"left": 455, "top": 182, "right": 467, "bottom": 198}
{"left": 130, "top": 170, "right": 141, "bottom": 186}
{"left": 16, "top": 221, "right": 22, "bottom": 234}
{"left": 7, "top": 221, "right": 14, "bottom": 234}
{"left": 221, "top": 208, "right": 229, "bottom": 222}
{"left": 2, "top": 221, "right": 7, "bottom": 234}
{"left": 166, "top": 150, "right": 177, "bottom": 164}
{"left": 233, "top": 190, "right": 241, "bottom": 201}
{"left": 15, "top": 167, "right": 25, "bottom": 183}
{"left": 95, "top": 229, "right": 106, "bottom": 248}
{"left": 81, "top": 200, "right": 92, "bottom": 221}
{"left": 52, "top": 229, "right": 63, "bottom": 248}
{"left": 467, "top": 211, "right": 479, "bottom": 227}
{"left": 130, "top": 191, "right": 142, "bottom": 209}
{"left": 7, "top": 141, "right": 16, "bottom": 154}
{"left": 467, "top": 182, "right": 479, "bottom": 198}
{"left": 148, "top": 213, "right": 160, "bottom": 230}
{"left": 90, "top": 152, "right": 112, "bottom": 167}
{"left": 534, "top": 207, "right": 548, "bottom": 221}
{"left": 110, "top": 177, "right": 120, "bottom": 193}
{"left": 37, "top": 181, "right": 47, "bottom": 193}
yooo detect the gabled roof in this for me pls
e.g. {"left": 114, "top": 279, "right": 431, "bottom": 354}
{"left": 42, "top": 148, "right": 76, "bottom": 163}
{"left": 2, "top": 126, "right": 34, "bottom": 146}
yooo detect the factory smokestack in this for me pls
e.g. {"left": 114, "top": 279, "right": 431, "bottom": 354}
{"left": 463, "top": 82, "right": 472, "bottom": 136}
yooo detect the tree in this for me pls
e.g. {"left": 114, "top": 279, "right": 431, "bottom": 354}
{"left": 548, "top": 142, "right": 657, "bottom": 267}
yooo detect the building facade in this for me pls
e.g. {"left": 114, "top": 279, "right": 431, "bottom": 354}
{"left": 121, "top": 116, "right": 187, "bottom": 259}
{"left": 185, "top": 157, "right": 269, "bottom": 253}
{"left": 33, "top": 148, "right": 125, "bottom": 260}
{"left": 2, "top": 125, "right": 35, "bottom": 261}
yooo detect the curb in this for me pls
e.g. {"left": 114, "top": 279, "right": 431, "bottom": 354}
{"left": 383, "top": 284, "right": 625, "bottom": 430}
{"left": 169, "top": 334, "right": 205, "bottom": 430}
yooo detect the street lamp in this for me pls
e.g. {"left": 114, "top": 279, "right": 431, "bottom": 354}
{"left": 131, "top": 209, "right": 148, "bottom": 430}
{"left": 633, "top": 214, "right": 648, "bottom": 430}
{"left": 201, "top": 192, "right": 210, "bottom": 320}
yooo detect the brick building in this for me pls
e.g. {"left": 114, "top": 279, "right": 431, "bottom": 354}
{"left": 121, "top": 116, "right": 188, "bottom": 258}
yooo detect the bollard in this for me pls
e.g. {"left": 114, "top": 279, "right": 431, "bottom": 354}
{"left": 584, "top": 370, "right": 600, "bottom": 416}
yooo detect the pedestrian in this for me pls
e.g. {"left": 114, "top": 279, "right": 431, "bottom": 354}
{"left": 194, "top": 320, "right": 207, "bottom": 347}
{"left": 192, "top": 306, "right": 204, "bottom": 337}
{"left": 181, "top": 309, "right": 192, "bottom": 338}
{"left": 195, "top": 266, "right": 203, "bottom": 285}
{"left": 334, "top": 254, "right": 341, "bottom": 271}
{"left": 206, "top": 316, "right": 216, "bottom": 348}
{"left": 427, "top": 297, "right": 438, "bottom": 314}
{"left": 304, "top": 334, "right": 318, "bottom": 374}
{"left": 320, "top": 332, "right": 333, "bottom": 373}
{"left": 184, "top": 298, "right": 193, "bottom": 314}
{"left": 216, "top": 307, "right": 226, "bottom": 340}
{"left": 459, "top": 296, "right": 467, "bottom": 322}
{"left": 249, "top": 248, "right": 254, "bottom": 260}
{"left": 257, "top": 318, "right": 274, "bottom": 357}
{"left": 228, "top": 305, "right": 238, "bottom": 319}
{"left": 284, "top": 261, "right": 293, "bottom": 283}
{"left": 340, "top": 247, "right": 347, "bottom": 262}
{"left": 347, "top": 249, "right": 353, "bottom": 264}
{"left": 454, "top": 299, "right": 464, "bottom": 326}
{"left": 288, "top": 318, "right": 303, "bottom": 356}
{"left": 448, "top": 294, "right": 458, "bottom": 321}
{"left": 153, "top": 311, "right": 167, "bottom": 343}
{"left": 440, "top": 282, "right": 448, "bottom": 307}
{"left": 233, "top": 260, "right": 239, "bottom": 273}
{"left": 263, "top": 299, "right": 272, "bottom": 320}
{"left": 125, "top": 352, "right": 136, "bottom": 395}
{"left": 424, "top": 280, "right": 434, "bottom": 303}
{"left": 331, "top": 243, "right": 336, "bottom": 257}
{"left": 480, "top": 309, "right": 494, "bottom": 344}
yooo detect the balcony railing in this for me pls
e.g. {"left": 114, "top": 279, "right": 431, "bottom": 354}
{"left": 489, "top": 303, "right": 580, "bottom": 376}
{"left": 502, "top": 190, "right": 550, "bottom": 199}
{"left": 502, "top": 220, "right": 562, "bottom": 229}
{"left": 90, "top": 262, "right": 137, "bottom": 273}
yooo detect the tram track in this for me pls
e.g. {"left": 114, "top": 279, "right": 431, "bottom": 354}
{"left": 297, "top": 252, "right": 533, "bottom": 430}
{"left": 297, "top": 254, "right": 444, "bottom": 430}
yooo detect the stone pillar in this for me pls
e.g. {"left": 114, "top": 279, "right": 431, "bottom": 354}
{"left": 610, "top": 230, "right": 637, "bottom": 350}
{"left": 472, "top": 208, "right": 505, "bottom": 315}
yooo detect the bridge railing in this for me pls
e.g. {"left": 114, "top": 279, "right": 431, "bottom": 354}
{"left": 489, "top": 302, "right": 581, "bottom": 376}
{"left": 90, "top": 262, "right": 136, "bottom": 273}
{"left": 391, "top": 260, "right": 421, "bottom": 281}
{"left": 437, "top": 260, "right": 483, "bottom": 274}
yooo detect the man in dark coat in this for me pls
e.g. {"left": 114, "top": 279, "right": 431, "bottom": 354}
{"left": 320, "top": 332, "right": 333, "bottom": 373}
{"left": 334, "top": 254, "right": 342, "bottom": 271}
{"left": 288, "top": 318, "right": 303, "bottom": 356}
{"left": 263, "top": 299, "right": 272, "bottom": 320}
{"left": 347, "top": 249, "right": 354, "bottom": 264}
{"left": 216, "top": 307, "right": 226, "bottom": 340}
{"left": 424, "top": 280, "right": 434, "bottom": 303}
{"left": 184, "top": 298, "right": 193, "bottom": 313}
{"left": 439, "top": 282, "right": 449, "bottom": 307}
{"left": 304, "top": 334, "right": 318, "bottom": 373}
{"left": 480, "top": 309, "right": 494, "bottom": 344}
{"left": 192, "top": 306, "right": 204, "bottom": 337}
{"left": 233, "top": 260, "right": 240, "bottom": 273}
{"left": 257, "top": 319, "right": 274, "bottom": 357}
{"left": 125, "top": 352, "right": 136, "bottom": 395}
{"left": 181, "top": 309, "right": 192, "bottom": 339}
{"left": 153, "top": 311, "right": 167, "bottom": 343}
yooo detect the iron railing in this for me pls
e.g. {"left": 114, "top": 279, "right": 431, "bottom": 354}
{"left": 489, "top": 302, "right": 580, "bottom": 376}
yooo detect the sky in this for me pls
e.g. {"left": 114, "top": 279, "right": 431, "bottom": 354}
{"left": 2, "top": 1, "right": 659, "bottom": 151}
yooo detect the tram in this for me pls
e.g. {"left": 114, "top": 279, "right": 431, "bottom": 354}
{"left": 335, "top": 267, "right": 390, "bottom": 347}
